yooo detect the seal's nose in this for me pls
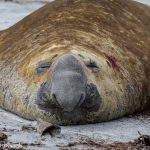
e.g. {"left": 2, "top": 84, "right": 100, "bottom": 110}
{"left": 49, "top": 54, "right": 87, "bottom": 112}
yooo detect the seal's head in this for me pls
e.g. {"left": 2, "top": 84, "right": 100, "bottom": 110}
{"left": 36, "top": 54, "right": 101, "bottom": 119}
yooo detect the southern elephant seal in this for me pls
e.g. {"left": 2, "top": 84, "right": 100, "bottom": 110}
{"left": 0, "top": 0, "right": 150, "bottom": 125}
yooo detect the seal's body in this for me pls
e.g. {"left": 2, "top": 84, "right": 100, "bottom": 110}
{"left": 0, "top": 0, "right": 149, "bottom": 125}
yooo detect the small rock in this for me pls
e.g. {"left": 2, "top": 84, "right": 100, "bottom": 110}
{"left": 22, "top": 124, "right": 37, "bottom": 132}
{"left": 0, "top": 132, "right": 7, "bottom": 141}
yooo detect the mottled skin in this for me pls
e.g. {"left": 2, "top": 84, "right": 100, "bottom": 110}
{"left": 0, "top": 0, "right": 150, "bottom": 125}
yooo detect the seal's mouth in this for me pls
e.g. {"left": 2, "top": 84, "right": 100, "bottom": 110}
{"left": 36, "top": 54, "right": 101, "bottom": 119}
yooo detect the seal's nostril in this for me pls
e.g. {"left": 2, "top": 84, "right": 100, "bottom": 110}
{"left": 52, "top": 93, "right": 57, "bottom": 101}
{"left": 75, "top": 93, "right": 85, "bottom": 109}
{"left": 51, "top": 93, "right": 62, "bottom": 109}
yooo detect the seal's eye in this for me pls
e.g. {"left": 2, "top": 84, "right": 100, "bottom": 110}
{"left": 85, "top": 59, "right": 100, "bottom": 73}
{"left": 36, "top": 54, "right": 58, "bottom": 75}
{"left": 36, "top": 60, "right": 51, "bottom": 75}
{"left": 86, "top": 59, "right": 99, "bottom": 69}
